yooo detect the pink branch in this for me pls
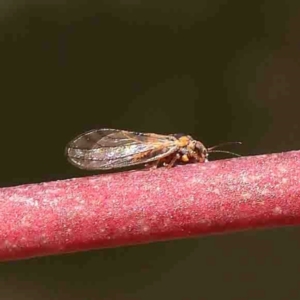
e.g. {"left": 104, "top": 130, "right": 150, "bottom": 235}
{"left": 0, "top": 150, "right": 299, "bottom": 261}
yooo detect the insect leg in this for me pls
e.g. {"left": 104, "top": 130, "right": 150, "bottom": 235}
{"left": 165, "top": 153, "right": 181, "bottom": 168}
{"left": 145, "top": 160, "right": 161, "bottom": 170}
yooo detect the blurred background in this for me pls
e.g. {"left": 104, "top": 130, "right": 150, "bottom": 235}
{"left": 1, "top": 0, "right": 300, "bottom": 299}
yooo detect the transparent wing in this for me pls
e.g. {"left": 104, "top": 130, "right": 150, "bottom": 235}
{"left": 65, "top": 128, "right": 178, "bottom": 170}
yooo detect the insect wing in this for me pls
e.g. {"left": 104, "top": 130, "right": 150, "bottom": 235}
{"left": 66, "top": 129, "right": 178, "bottom": 170}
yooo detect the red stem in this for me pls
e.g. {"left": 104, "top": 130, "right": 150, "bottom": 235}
{"left": 0, "top": 150, "right": 299, "bottom": 261}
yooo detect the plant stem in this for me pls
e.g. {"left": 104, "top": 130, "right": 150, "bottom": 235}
{"left": 0, "top": 150, "right": 299, "bottom": 261}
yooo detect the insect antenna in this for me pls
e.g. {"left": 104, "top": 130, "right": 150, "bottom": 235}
{"left": 207, "top": 141, "right": 242, "bottom": 157}
{"left": 208, "top": 141, "right": 242, "bottom": 150}
{"left": 207, "top": 149, "right": 241, "bottom": 157}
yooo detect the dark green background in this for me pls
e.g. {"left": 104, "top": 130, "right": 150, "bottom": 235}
{"left": 1, "top": 1, "right": 300, "bottom": 299}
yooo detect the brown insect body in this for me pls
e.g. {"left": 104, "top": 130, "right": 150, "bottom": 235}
{"left": 65, "top": 128, "right": 239, "bottom": 171}
{"left": 165, "top": 134, "right": 208, "bottom": 165}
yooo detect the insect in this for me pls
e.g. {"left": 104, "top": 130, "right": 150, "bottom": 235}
{"left": 65, "top": 128, "right": 241, "bottom": 171}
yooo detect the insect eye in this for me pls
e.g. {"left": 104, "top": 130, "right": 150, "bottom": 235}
{"left": 194, "top": 142, "right": 207, "bottom": 156}
{"left": 195, "top": 142, "right": 202, "bottom": 149}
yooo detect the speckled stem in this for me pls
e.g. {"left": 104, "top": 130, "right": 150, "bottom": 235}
{"left": 0, "top": 150, "right": 299, "bottom": 261}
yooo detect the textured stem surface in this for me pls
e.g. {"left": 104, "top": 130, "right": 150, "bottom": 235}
{"left": 0, "top": 150, "right": 299, "bottom": 261}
